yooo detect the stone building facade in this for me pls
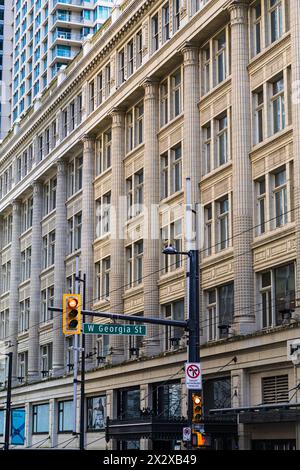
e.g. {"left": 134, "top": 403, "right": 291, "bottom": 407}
{"left": 0, "top": 0, "right": 300, "bottom": 450}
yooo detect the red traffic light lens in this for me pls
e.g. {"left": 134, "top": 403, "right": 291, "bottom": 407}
{"left": 68, "top": 297, "right": 78, "bottom": 309}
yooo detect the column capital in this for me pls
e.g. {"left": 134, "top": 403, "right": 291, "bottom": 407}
{"left": 110, "top": 107, "right": 126, "bottom": 126}
{"left": 228, "top": 0, "right": 249, "bottom": 24}
{"left": 11, "top": 199, "right": 21, "bottom": 211}
{"left": 31, "top": 180, "right": 43, "bottom": 195}
{"left": 56, "top": 158, "right": 67, "bottom": 176}
{"left": 141, "top": 77, "right": 160, "bottom": 99}
{"left": 180, "top": 42, "right": 199, "bottom": 65}
{"left": 81, "top": 133, "right": 97, "bottom": 145}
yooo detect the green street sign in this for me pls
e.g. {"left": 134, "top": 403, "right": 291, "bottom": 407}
{"left": 83, "top": 323, "right": 147, "bottom": 336}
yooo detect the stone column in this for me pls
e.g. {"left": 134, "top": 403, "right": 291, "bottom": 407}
{"left": 230, "top": 2, "right": 255, "bottom": 333}
{"left": 290, "top": 1, "right": 300, "bottom": 309}
{"left": 53, "top": 160, "right": 67, "bottom": 375}
{"left": 8, "top": 200, "right": 21, "bottom": 383}
{"left": 28, "top": 181, "right": 43, "bottom": 380}
{"left": 109, "top": 109, "right": 126, "bottom": 362}
{"left": 81, "top": 135, "right": 96, "bottom": 363}
{"left": 181, "top": 44, "right": 201, "bottom": 349}
{"left": 181, "top": 44, "right": 201, "bottom": 207}
{"left": 142, "top": 79, "right": 161, "bottom": 355}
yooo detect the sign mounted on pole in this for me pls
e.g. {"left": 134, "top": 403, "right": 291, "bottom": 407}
{"left": 83, "top": 323, "right": 147, "bottom": 336}
{"left": 185, "top": 362, "right": 202, "bottom": 390}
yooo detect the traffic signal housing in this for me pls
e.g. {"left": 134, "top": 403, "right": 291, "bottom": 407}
{"left": 192, "top": 431, "right": 206, "bottom": 447}
{"left": 63, "top": 293, "right": 81, "bottom": 335}
{"left": 192, "top": 393, "right": 203, "bottom": 423}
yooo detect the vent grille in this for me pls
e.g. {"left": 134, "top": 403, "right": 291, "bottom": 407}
{"left": 262, "top": 375, "right": 289, "bottom": 404}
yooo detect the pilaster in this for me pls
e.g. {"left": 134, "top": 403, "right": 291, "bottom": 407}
{"left": 28, "top": 181, "right": 43, "bottom": 380}
{"left": 109, "top": 109, "right": 126, "bottom": 363}
{"left": 81, "top": 135, "right": 96, "bottom": 364}
{"left": 229, "top": 1, "right": 255, "bottom": 333}
{"left": 142, "top": 79, "right": 161, "bottom": 356}
{"left": 8, "top": 200, "right": 21, "bottom": 383}
{"left": 53, "top": 160, "right": 67, "bottom": 375}
{"left": 290, "top": 0, "right": 300, "bottom": 308}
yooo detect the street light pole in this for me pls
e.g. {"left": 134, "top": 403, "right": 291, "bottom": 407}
{"left": 79, "top": 274, "right": 86, "bottom": 451}
{"left": 4, "top": 352, "right": 13, "bottom": 451}
{"left": 162, "top": 177, "right": 201, "bottom": 447}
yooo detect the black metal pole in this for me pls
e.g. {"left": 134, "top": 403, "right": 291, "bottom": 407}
{"left": 4, "top": 352, "right": 13, "bottom": 451}
{"left": 79, "top": 274, "right": 86, "bottom": 451}
{"left": 187, "top": 250, "right": 200, "bottom": 442}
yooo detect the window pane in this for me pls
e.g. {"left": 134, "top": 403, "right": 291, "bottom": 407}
{"left": 87, "top": 396, "right": 106, "bottom": 430}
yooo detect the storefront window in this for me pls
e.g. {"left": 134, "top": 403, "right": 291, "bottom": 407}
{"left": 87, "top": 396, "right": 106, "bottom": 430}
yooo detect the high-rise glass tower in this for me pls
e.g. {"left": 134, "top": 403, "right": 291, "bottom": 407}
{"left": 0, "top": 0, "right": 13, "bottom": 140}
{"left": 11, "top": 0, "right": 114, "bottom": 124}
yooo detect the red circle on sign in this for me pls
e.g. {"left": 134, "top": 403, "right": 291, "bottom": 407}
{"left": 186, "top": 364, "right": 200, "bottom": 379}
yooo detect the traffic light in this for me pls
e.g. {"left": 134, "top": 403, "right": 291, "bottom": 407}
{"left": 192, "top": 393, "right": 203, "bottom": 423}
{"left": 63, "top": 293, "right": 81, "bottom": 335}
{"left": 192, "top": 431, "right": 206, "bottom": 447}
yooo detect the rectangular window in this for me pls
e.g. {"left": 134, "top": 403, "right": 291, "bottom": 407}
{"left": 204, "top": 204, "right": 212, "bottom": 257}
{"left": 153, "top": 382, "right": 182, "bottom": 419}
{"left": 254, "top": 89, "right": 264, "bottom": 144}
{"left": 203, "top": 125, "right": 212, "bottom": 174}
{"left": 136, "top": 30, "right": 143, "bottom": 68}
{"left": 18, "top": 351, "right": 28, "bottom": 382}
{"left": 134, "top": 101, "right": 144, "bottom": 146}
{"left": 261, "top": 271, "right": 272, "bottom": 328}
{"left": 256, "top": 178, "right": 266, "bottom": 235}
{"left": 127, "top": 40, "right": 134, "bottom": 77}
{"left": 41, "top": 344, "right": 52, "bottom": 377}
{"left": 0, "top": 309, "right": 9, "bottom": 340}
{"left": 162, "top": 3, "right": 170, "bottom": 43}
{"left": 217, "top": 197, "right": 229, "bottom": 250}
{"left": 97, "top": 71, "right": 103, "bottom": 106}
{"left": 89, "top": 81, "right": 95, "bottom": 113}
{"left": 87, "top": 396, "right": 106, "bottom": 430}
{"left": 160, "top": 80, "right": 168, "bottom": 127}
{"left": 96, "top": 192, "right": 111, "bottom": 238}
{"left": 19, "top": 299, "right": 30, "bottom": 333}
{"left": 164, "top": 300, "right": 184, "bottom": 350}
{"left": 58, "top": 401, "right": 73, "bottom": 432}
{"left": 273, "top": 168, "right": 287, "bottom": 227}
{"left": 218, "top": 283, "right": 234, "bottom": 338}
{"left": 202, "top": 45, "right": 210, "bottom": 94}
{"left": 126, "top": 170, "right": 144, "bottom": 219}
{"left": 172, "top": 144, "right": 182, "bottom": 193}
{"left": 105, "top": 64, "right": 111, "bottom": 97}
{"left": 216, "top": 115, "right": 228, "bottom": 166}
{"left": 95, "top": 256, "right": 111, "bottom": 301}
{"left": 161, "top": 220, "right": 182, "bottom": 273}
{"left": 119, "top": 49, "right": 125, "bottom": 85}
{"left": 126, "top": 240, "right": 143, "bottom": 288}
{"left": 70, "top": 101, "right": 75, "bottom": 131}
{"left": 253, "top": 2, "right": 262, "bottom": 55}
{"left": 171, "top": 69, "right": 181, "bottom": 118}
{"left": 173, "top": 0, "right": 180, "bottom": 33}
{"left": 215, "top": 32, "right": 226, "bottom": 85}
{"left": 271, "top": 77, "right": 285, "bottom": 134}
{"left": 118, "top": 388, "right": 140, "bottom": 420}
{"left": 152, "top": 14, "right": 159, "bottom": 52}
{"left": 207, "top": 290, "right": 217, "bottom": 341}
{"left": 67, "top": 212, "right": 82, "bottom": 253}
{"left": 259, "top": 263, "right": 295, "bottom": 327}
{"left": 33, "top": 403, "right": 49, "bottom": 434}
{"left": 269, "top": 0, "right": 283, "bottom": 43}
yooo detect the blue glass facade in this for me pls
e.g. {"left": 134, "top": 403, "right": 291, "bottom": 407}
{"left": 11, "top": 0, "right": 114, "bottom": 125}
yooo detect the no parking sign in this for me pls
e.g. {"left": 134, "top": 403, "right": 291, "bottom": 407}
{"left": 185, "top": 362, "right": 202, "bottom": 390}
